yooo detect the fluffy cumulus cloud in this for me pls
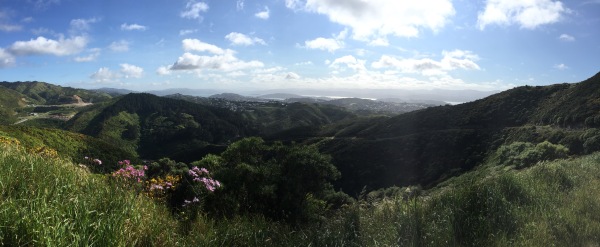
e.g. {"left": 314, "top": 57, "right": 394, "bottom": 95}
{"left": 255, "top": 7, "right": 270, "bottom": 19}
{"left": 8, "top": 36, "right": 88, "bottom": 56}
{"left": 181, "top": 1, "right": 209, "bottom": 20}
{"left": 559, "top": 34, "right": 575, "bottom": 42}
{"left": 160, "top": 39, "right": 264, "bottom": 74}
{"left": 288, "top": 0, "right": 455, "bottom": 41}
{"left": 477, "top": 0, "right": 568, "bottom": 30}
{"left": 120, "top": 63, "right": 144, "bottom": 78}
{"left": 225, "top": 32, "right": 266, "bottom": 46}
{"left": 304, "top": 37, "right": 343, "bottom": 52}
{"left": 121, "top": 23, "right": 148, "bottom": 31}
{"left": 90, "top": 67, "right": 120, "bottom": 82}
{"left": 372, "top": 49, "right": 480, "bottom": 76}
{"left": 0, "top": 48, "right": 16, "bottom": 67}
{"left": 182, "top": 38, "right": 224, "bottom": 54}
{"left": 329, "top": 55, "right": 367, "bottom": 72}
{"left": 90, "top": 63, "right": 144, "bottom": 82}
{"left": 169, "top": 52, "right": 263, "bottom": 71}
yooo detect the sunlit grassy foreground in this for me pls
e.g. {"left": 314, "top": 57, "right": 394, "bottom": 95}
{"left": 2, "top": 139, "right": 600, "bottom": 246}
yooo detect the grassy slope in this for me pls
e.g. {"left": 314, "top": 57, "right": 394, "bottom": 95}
{"left": 2, "top": 142, "right": 600, "bottom": 246}
{"left": 0, "top": 144, "right": 182, "bottom": 246}
{"left": 0, "top": 125, "right": 136, "bottom": 169}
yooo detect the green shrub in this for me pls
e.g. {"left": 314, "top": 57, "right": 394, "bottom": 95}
{"left": 496, "top": 141, "right": 569, "bottom": 168}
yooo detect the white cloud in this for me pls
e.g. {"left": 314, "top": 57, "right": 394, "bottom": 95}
{"left": 559, "top": 34, "right": 575, "bottom": 41}
{"left": 121, "top": 23, "right": 148, "bottom": 31}
{"left": 181, "top": 1, "right": 209, "bottom": 20}
{"left": 29, "top": 0, "right": 61, "bottom": 10}
{"left": 237, "top": 0, "right": 244, "bottom": 10}
{"left": 9, "top": 35, "right": 88, "bottom": 56}
{"left": 285, "top": 0, "right": 302, "bottom": 10}
{"left": 179, "top": 29, "right": 198, "bottom": 36}
{"left": 0, "top": 24, "right": 22, "bottom": 32}
{"left": 169, "top": 52, "right": 264, "bottom": 72}
{"left": 182, "top": 39, "right": 225, "bottom": 54}
{"left": 554, "top": 63, "right": 568, "bottom": 70}
{"left": 372, "top": 49, "right": 480, "bottom": 76}
{"left": 21, "top": 17, "right": 34, "bottom": 23}
{"left": 90, "top": 67, "right": 120, "bottom": 82}
{"left": 109, "top": 40, "right": 130, "bottom": 52}
{"left": 90, "top": 64, "right": 144, "bottom": 82}
{"left": 120, "top": 63, "right": 144, "bottom": 78}
{"left": 304, "top": 37, "right": 343, "bottom": 52}
{"left": 225, "top": 32, "right": 266, "bottom": 46}
{"left": 255, "top": 7, "right": 270, "bottom": 19}
{"left": 288, "top": 0, "right": 454, "bottom": 41}
{"left": 368, "top": 38, "right": 389, "bottom": 47}
{"left": 329, "top": 55, "right": 367, "bottom": 72}
{"left": 70, "top": 18, "right": 99, "bottom": 32}
{"left": 74, "top": 48, "right": 100, "bottom": 62}
{"left": 477, "top": 0, "right": 567, "bottom": 30}
{"left": 156, "top": 66, "right": 172, "bottom": 75}
{"left": 0, "top": 48, "right": 16, "bottom": 67}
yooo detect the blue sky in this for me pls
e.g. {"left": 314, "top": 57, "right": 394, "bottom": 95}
{"left": 0, "top": 0, "right": 599, "bottom": 91}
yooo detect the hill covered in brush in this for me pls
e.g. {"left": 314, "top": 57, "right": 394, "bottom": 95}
{"left": 311, "top": 72, "right": 600, "bottom": 194}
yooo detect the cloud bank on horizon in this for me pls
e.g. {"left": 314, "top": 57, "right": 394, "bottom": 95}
{"left": 0, "top": 0, "right": 598, "bottom": 91}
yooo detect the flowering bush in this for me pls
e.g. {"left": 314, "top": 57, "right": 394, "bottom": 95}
{"left": 0, "top": 136, "right": 20, "bottom": 148}
{"left": 146, "top": 174, "right": 181, "bottom": 200}
{"left": 183, "top": 166, "right": 221, "bottom": 207}
{"left": 112, "top": 161, "right": 147, "bottom": 183}
{"left": 188, "top": 166, "right": 221, "bottom": 192}
{"left": 29, "top": 146, "right": 59, "bottom": 159}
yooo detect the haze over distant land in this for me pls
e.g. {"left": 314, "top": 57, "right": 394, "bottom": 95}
{"left": 0, "top": 0, "right": 598, "bottom": 92}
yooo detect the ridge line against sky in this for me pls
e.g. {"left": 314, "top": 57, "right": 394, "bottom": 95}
{"left": 0, "top": 0, "right": 599, "bottom": 91}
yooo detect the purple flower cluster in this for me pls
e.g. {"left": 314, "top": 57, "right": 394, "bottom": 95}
{"left": 112, "top": 160, "right": 148, "bottom": 183}
{"left": 188, "top": 166, "right": 221, "bottom": 192}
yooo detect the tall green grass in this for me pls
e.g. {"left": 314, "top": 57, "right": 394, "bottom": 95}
{"left": 0, "top": 145, "right": 182, "bottom": 246}
{"left": 2, "top": 139, "right": 600, "bottom": 246}
{"left": 356, "top": 154, "right": 600, "bottom": 246}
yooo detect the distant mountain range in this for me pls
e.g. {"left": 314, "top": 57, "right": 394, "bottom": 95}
{"left": 92, "top": 87, "right": 497, "bottom": 105}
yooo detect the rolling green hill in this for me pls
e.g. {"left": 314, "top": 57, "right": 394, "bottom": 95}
{"left": 66, "top": 93, "right": 257, "bottom": 162}
{"left": 0, "top": 81, "right": 112, "bottom": 105}
{"left": 313, "top": 72, "right": 600, "bottom": 195}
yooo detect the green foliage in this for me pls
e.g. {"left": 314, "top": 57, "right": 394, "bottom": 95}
{"left": 495, "top": 141, "right": 569, "bottom": 168}
{"left": 0, "top": 125, "right": 136, "bottom": 169}
{"left": 19, "top": 118, "right": 65, "bottom": 129}
{"left": 197, "top": 137, "right": 348, "bottom": 223}
{"left": 348, "top": 152, "right": 600, "bottom": 246}
{"left": 68, "top": 93, "right": 256, "bottom": 162}
{"left": 0, "top": 144, "right": 183, "bottom": 246}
